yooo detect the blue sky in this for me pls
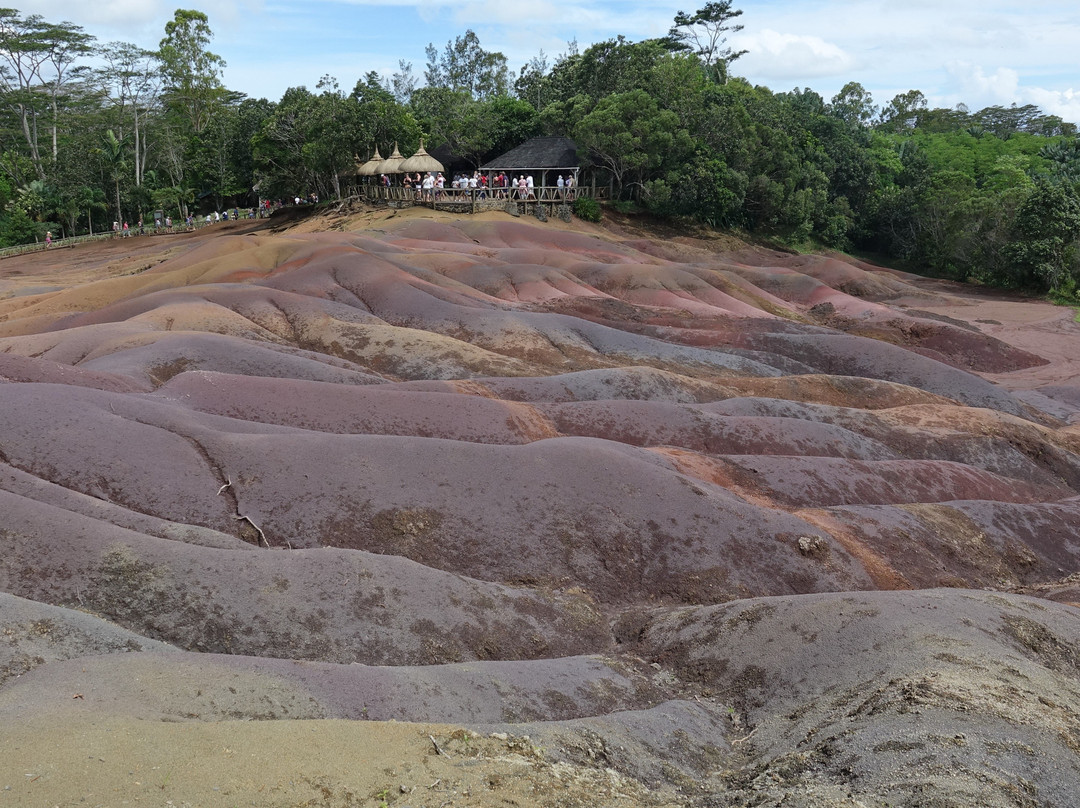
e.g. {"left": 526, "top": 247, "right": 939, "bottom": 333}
{"left": 19, "top": 0, "right": 1080, "bottom": 123}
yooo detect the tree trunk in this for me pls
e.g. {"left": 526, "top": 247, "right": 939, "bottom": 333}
{"left": 134, "top": 106, "right": 141, "bottom": 185}
{"left": 19, "top": 106, "right": 45, "bottom": 181}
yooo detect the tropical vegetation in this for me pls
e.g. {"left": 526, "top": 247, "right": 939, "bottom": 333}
{"left": 2, "top": 3, "right": 1079, "bottom": 295}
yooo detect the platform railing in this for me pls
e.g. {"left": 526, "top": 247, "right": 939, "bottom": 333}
{"left": 358, "top": 184, "right": 599, "bottom": 206}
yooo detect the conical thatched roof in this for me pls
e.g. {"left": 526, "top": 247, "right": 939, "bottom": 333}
{"left": 398, "top": 139, "right": 444, "bottom": 174}
{"left": 376, "top": 143, "right": 405, "bottom": 175}
{"left": 357, "top": 146, "right": 384, "bottom": 176}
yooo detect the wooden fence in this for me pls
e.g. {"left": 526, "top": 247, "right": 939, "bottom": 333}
{"left": 0, "top": 218, "right": 223, "bottom": 261}
{"left": 358, "top": 183, "right": 605, "bottom": 209}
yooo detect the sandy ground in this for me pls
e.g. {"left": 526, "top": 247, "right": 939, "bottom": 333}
{"left": 908, "top": 281, "right": 1080, "bottom": 421}
{"left": 2, "top": 713, "right": 672, "bottom": 808}
{"left": 912, "top": 283, "right": 1080, "bottom": 382}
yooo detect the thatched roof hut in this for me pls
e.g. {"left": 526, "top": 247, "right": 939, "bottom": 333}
{"left": 376, "top": 143, "right": 405, "bottom": 175}
{"left": 480, "top": 136, "right": 579, "bottom": 174}
{"left": 356, "top": 146, "right": 384, "bottom": 177}
{"left": 398, "top": 139, "right": 444, "bottom": 174}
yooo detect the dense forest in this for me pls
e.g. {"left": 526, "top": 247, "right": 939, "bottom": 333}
{"left": 3, "top": 4, "right": 1080, "bottom": 296}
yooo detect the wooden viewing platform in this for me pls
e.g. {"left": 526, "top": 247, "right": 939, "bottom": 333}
{"left": 358, "top": 184, "right": 604, "bottom": 214}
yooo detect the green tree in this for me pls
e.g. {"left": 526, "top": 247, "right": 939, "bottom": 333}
{"left": 878, "top": 90, "right": 927, "bottom": 133}
{"left": 1005, "top": 179, "right": 1080, "bottom": 291}
{"left": 96, "top": 128, "right": 126, "bottom": 222}
{"left": 0, "top": 202, "right": 38, "bottom": 245}
{"left": 390, "top": 60, "right": 416, "bottom": 104}
{"left": 1039, "top": 138, "right": 1080, "bottom": 182}
{"left": 574, "top": 89, "right": 692, "bottom": 197}
{"left": 157, "top": 9, "right": 227, "bottom": 134}
{"left": 829, "top": 82, "right": 876, "bottom": 127}
{"left": 514, "top": 51, "right": 549, "bottom": 110}
{"left": 0, "top": 9, "right": 96, "bottom": 180}
{"left": 424, "top": 30, "right": 510, "bottom": 99}
{"left": 643, "top": 151, "right": 745, "bottom": 227}
{"left": 666, "top": 1, "right": 747, "bottom": 82}
{"left": 97, "top": 41, "right": 162, "bottom": 187}
{"left": 567, "top": 37, "right": 669, "bottom": 102}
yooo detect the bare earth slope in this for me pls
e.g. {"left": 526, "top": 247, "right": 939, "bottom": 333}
{"left": 2, "top": 207, "right": 1080, "bottom": 807}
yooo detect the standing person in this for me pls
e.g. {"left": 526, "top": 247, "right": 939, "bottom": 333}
{"left": 122, "top": 221, "right": 130, "bottom": 237}
{"left": 112, "top": 221, "right": 119, "bottom": 238}
{"left": 526, "top": 174, "right": 535, "bottom": 199}
{"left": 138, "top": 217, "right": 144, "bottom": 235}
{"left": 566, "top": 173, "right": 575, "bottom": 200}
{"left": 557, "top": 175, "right": 565, "bottom": 199}
{"left": 165, "top": 215, "right": 172, "bottom": 231}
{"left": 45, "top": 231, "right": 52, "bottom": 248}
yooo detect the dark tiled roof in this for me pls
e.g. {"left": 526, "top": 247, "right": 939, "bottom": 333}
{"left": 480, "top": 137, "right": 580, "bottom": 171}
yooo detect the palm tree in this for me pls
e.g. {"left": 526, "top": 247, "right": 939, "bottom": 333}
{"left": 97, "top": 129, "right": 127, "bottom": 224}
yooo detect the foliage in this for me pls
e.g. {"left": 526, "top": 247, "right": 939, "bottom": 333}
{"left": 573, "top": 195, "right": 601, "bottom": 222}
{"left": 573, "top": 89, "right": 692, "bottom": 196}
{"left": 157, "top": 9, "right": 227, "bottom": 134}
{"left": 0, "top": 203, "right": 40, "bottom": 245}
{"left": 1004, "top": 179, "right": 1080, "bottom": 291}
{"left": 666, "top": 1, "right": 747, "bottom": 81}
{"left": 424, "top": 30, "right": 510, "bottom": 100}
{"left": 1, "top": 2, "right": 1079, "bottom": 300}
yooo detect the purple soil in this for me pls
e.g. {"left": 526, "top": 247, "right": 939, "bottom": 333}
{"left": 3, "top": 208, "right": 1080, "bottom": 805}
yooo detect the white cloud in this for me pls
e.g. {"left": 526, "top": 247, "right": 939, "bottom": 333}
{"left": 737, "top": 29, "right": 854, "bottom": 81}
{"left": 946, "top": 62, "right": 1021, "bottom": 104}
{"left": 942, "top": 61, "right": 1080, "bottom": 121}
{"left": 18, "top": 0, "right": 174, "bottom": 31}
{"left": 451, "top": 0, "right": 596, "bottom": 27}
{"left": 1025, "top": 87, "right": 1080, "bottom": 124}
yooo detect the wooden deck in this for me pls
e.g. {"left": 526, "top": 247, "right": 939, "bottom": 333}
{"left": 358, "top": 184, "right": 602, "bottom": 212}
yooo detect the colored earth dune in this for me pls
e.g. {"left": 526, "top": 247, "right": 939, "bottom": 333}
{"left": 2, "top": 207, "right": 1079, "bottom": 807}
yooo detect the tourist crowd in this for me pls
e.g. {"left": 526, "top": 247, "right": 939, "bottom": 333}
{"left": 381, "top": 171, "right": 576, "bottom": 203}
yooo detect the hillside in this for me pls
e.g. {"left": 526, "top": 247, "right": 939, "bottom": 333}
{"left": 2, "top": 205, "right": 1080, "bottom": 807}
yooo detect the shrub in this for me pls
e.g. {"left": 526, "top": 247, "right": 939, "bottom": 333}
{"left": 573, "top": 196, "right": 601, "bottom": 222}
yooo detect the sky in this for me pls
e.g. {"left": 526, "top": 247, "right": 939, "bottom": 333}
{"left": 17, "top": 0, "right": 1080, "bottom": 123}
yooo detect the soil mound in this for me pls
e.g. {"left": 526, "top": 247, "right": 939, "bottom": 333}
{"left": 3, "top": 207, "right": 1080, "bottom": 806}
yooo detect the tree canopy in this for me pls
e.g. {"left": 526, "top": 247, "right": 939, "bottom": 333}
{"left": 1, "top": 4, "right": 1079, "bottom": 299}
